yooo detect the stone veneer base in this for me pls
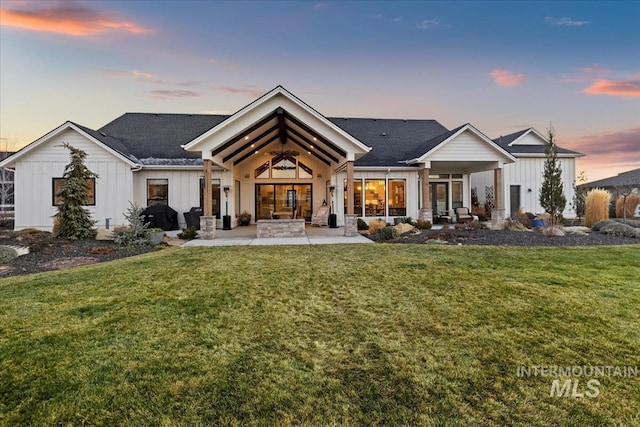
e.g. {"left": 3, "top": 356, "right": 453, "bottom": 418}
{"left": 256, "top": 219, "right": 306, "bottom": 238}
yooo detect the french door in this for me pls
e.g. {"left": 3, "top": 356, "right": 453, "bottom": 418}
{"left": 431, "top": 182, "right": 449, "bottom": 215}
{"left": 255, "top": 184, "right": 312, "bottom": 221}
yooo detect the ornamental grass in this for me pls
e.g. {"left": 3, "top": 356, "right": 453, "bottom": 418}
{"left": 584, "top": 189, "right": 611, "bottom": 228}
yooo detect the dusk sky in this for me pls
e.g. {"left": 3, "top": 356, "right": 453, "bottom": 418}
{"left": 1, "top": 0, "right": 638, "bottom": 182}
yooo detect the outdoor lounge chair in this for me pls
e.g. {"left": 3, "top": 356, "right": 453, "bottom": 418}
{"left": 455, "top": 207, "right": 473, "bottom": 223}
{"left": 311, "top": 205, "right": 330, "bottom": 227}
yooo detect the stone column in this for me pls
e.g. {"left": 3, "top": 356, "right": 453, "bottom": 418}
{"left": 344, "top": 160, "right": 358, "bottom": 237}
{"left": 344, "top": 215, "right": 358, "bottom": 237}
{"left": 199, "top": 216, "right": 216, "bottom": 240}
{"left": 203, "top": 159, "right": 213, "bottom": 217}
{"left": 418, "top": 167, "right": 433, "bottom": 223}
{"left": 492, "top": 168, "right": 505, "bottom": 225}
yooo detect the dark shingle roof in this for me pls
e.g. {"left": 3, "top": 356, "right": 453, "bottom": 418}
{"left": 580, "top": 168, "right": 640, "bottom": 189}
{"left": 493, "top": 129, "right": 582, "bottom": 156}
{"left": 327, "top": 118, "right": 449, "bottom": 166}
{"left": 97, "top": 113, "right": 229, "bottom": 160}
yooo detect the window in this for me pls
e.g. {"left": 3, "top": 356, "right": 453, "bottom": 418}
{"left": 343, "top": 179, "right": 363, "bottom": 216}
{"left": 147, "top": 179, "right": 168, "bottom": 206}
{"left": 52, "top": 178, "right": 95, "bottom": 206}
{"left": 255, "top": 154, "right": 313, "bottom": 179}
{"left": 452, "top": 181, "right": 463, "bottom": 209}
{"left": 199, "top": 178, "right": 220, "bottom": 218}
{"left": 364, "top": 180, "right": 386, "bottom": 216}
{"left": 389, "top": 180, "right": 406, "bottom": 216}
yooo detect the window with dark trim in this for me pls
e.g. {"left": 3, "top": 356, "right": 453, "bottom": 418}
{"left": 52, "top": 178, "right": 96, "bottom": 206}
{"left": 147, "top": 179, "right": 168, "bottom": 206}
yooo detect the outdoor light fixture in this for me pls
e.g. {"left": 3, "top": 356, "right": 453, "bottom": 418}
{"left": 223, "top": 186, "right": 231, "bottom": 230}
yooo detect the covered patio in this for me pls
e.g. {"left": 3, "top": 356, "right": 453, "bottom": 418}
{"left": 175, "top": 224, "right": 373, "bottom": 246}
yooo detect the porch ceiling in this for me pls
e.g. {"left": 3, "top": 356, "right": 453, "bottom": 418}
{"left": 210, "top": 108, "right": 347, "bottom": 168}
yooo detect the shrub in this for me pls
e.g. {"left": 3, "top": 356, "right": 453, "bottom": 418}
{"left": 599, "top": 222, "right": 637, "bottom": 238}
{"left": 615, "top": 194, "right": 640, "bottom": 219}
{"left": 368, "top": 219, "right": 387, "bottom": 235}
{"left": 0, "top": 246, "right": 17, "bottom": 263}
{"left": 512, "top": 208, "right": 533, "bottom": 228}
{"left": 393, "top": 217, "right": 414, "bottom": 225}
{"left": 454, "top": 221, "right": 483, "bottom": 231}
{"left": 113, "top": 202, "right": 150, "bottom": 247}
{"left": 504, "top": 219, "right": 528, "bottom": 232}
{"left": 612, "top": 218, "right": 640, "bottom": 228}
{"left": 415, "top": 220, "right": 432, "bottom": 230}
{"left": 591, "top": 220, "right": 615, "bottom": 231}
{"left": 357, "top": 218, "right": 368, "bottom": 231}
{"left": 375, "top": 226, "right": 399, "bottom": 242}
{"left": 178, "top": 226, "right": 198, "bottom": 240}
{"left": 584, "top": 189, "right": 612, "bottom": 227}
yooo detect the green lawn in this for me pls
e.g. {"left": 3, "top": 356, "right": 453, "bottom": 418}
{"left": 1, "top": 245, "right": 639, "bottom": 426}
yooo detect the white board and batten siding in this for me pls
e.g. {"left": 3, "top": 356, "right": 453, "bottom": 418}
{"left": 132, "top": 170, "right": 205, "bottom": 229}
{"left": 429, "top": 130, "right": 502, "bottom": 161}
{"left": 471, "top": 157, "right": 577, "bottom": 217}
{"left": 13, "top": 129, "right": 133, "bottom": 231}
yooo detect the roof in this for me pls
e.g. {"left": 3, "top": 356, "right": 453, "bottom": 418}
{"left": 580, "top": 168, "right": 640, "bottom": 189}
{"left": 327, "top": 118, "right": 449, "bottom": 166}
{"left": 99, "top": 113, "right": 229, "bottom": 160}
{"left": 493, "top": 128, "right": 583, "bottom": 157}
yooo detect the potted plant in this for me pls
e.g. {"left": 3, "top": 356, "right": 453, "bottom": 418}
{"left": 238, "top": 211, "right": 252, "bottom": 226}
{"left": 146, "top": 228, "right": 165, "bottom": 246}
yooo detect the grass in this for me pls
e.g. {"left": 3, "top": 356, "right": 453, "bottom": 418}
{"left": 1, "top": 244, "right": 639, "bottom": 426}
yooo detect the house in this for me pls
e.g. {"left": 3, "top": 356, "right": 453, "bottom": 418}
{"left": 0, "top": 151, "right": 15, "bottom": 218}
{"left": 579, "top": 168, "right": 640, "bottom": 217}
{"left": 0, "top": 86, "right": 582, "bottom": 235}
{"left": 470, "top": 128, "right": 583, "bottom": 218}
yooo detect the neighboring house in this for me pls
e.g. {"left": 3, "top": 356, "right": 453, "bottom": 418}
{"left": 470, "top": 128, "right": 583, "bottom": 218}
{"left": 0, "top": 86, "right": 582, "bottom": 232}
{"left": 579, "top": 168, "right": 640, "bottom": 217}
{"left": 0, "top": 151, "right": 15, "bottom": 215}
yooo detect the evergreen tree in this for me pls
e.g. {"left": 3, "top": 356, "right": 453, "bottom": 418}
{"left": 54, "top": 143, "right": 98, "bottom": 239}
{"left": 539, "top": 127, "right": 566, "bottom": 222}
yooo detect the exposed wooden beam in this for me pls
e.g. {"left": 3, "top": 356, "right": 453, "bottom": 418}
{"left": 277, "top": 107, "right": 287, "bottom": 145}
{"left": 233, "top": 134, "right": 280, "bottom": 166}
{"left": 284, "top": 112, "right": 347, "bottom": 157}
{"left": 286, "top": 125, "right": 339, "bottom": 163}
{"left": 222, "top": 125, "right": 278, "bottom": 163}
{"left": 211, "top": 111, "right": 278, "bottom": 156}
{"left": 287, "top": 134, "right": 331, "bottom": 166}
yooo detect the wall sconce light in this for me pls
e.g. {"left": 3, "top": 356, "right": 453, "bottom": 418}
{"left": 527, "top": 188, "right": 532, "bottom": 192}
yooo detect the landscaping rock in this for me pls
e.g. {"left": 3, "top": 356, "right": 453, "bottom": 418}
{"left": 393, "top": 223, "right": 415, "bottom": 234}
{"left": 564, "top": 226, "right": 591, "bottom": 235}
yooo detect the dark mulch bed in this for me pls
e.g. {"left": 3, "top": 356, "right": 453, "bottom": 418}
{"left": 379, "top": 228, "right": 640, "bottom": 246}
{"left": 0, "top": 230, "right": 156, "bottom": 278}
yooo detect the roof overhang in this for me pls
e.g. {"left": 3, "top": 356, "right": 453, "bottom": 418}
{"left": 0, "top": 121, "right": 139, "bottom": 168}
{"left": 407, "top": 124, "right": 516, "bottom": 165}
{"left": 182, "top": 86, "right": 371, "bottom": 169}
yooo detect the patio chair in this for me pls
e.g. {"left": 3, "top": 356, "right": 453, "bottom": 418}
{"left": 311, "top": 205, "right": 330, "bottom": 227}
{"left": 183, "top": 207, "right": 203, "bottom": 230}
{"left": 455, "top": 207, "right": 473, "bottom": 223}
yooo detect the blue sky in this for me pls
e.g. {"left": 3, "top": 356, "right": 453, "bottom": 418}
{"left": 1, "top": 0, "right": 638, "bottom": 181}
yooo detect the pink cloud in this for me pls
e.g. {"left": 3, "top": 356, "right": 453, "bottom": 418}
{"left": 149, "top": 90, "right": 201, "bottom": 99}
{"left": 490, "top": 69, "right": 526, "bottom": 87}
{"left": 314, "top": 3, "right": 328, "bottom": 9}
{"left": 563, "top": 127, "right": 640, "bottom": 180}
{"left": 583, "top": 79, "right": 640, "bottom": 97}
{"left": 103, "top": 69, "right": 155, "bottom": 79}
{"left": 0, "top": 3, "right": 152, "bottom": 36}
{"left": 218, "top": 87, "right": 265, "bottom": 98}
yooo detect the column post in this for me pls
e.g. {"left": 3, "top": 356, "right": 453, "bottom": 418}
{"left": 200, "top": 159, "right": 216, "bottom": 239}
{"left": 344, "top": 160, "right": 358, "bottom": 236}
{"left": 418, "top": 166, "right": 433, "bottom": 223}
{"left": 492, "top": 167, "right": 505, "bottom": 225}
